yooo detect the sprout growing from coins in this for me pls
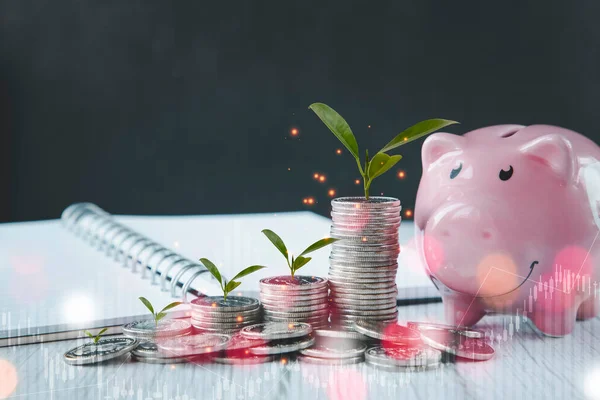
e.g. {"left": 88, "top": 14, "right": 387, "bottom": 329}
{"left": 261, "top": 229, "right": 338, "bottom": 278}
{"left": 138, "top": 297, "right": 183, "bottom": 327}
{"left": 84, "top": 328, "right": 107, "bottom": 344}
{"left": 200, "top": 258, "right": 266, "bottom": 301}
{"left": 309, "top": 102, "right": 458, "bottom": 200}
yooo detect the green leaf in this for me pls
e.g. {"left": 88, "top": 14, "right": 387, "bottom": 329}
{"left": 261, "top": 229, "right": 289, "bottom": 261}
{"left": 200, "top": 258, "right": 222, "bottom": 285}
{"left": 299, "top": 237, "right": 339, "bottom": 257}
{"left": 155, "top": 312, "right": 167, "bottom": 322}
{"left": 367, "top": 153, "right": 402, "bottom": 181}
{"left": 97, "top": 328, "right": 108, "bottom": 336}
{"left": 231, "top": 265, "right": 267, "bottom": 282}
{"left": 379, "top": 119, "right": 459, "bottom": 154}
{"left": 309, "top": 103, "right": 360, "bottom": 161}
{"left": 292, "top": 256, "right": 312, "bottom": 273}
{"left": 138, "top": 297, "right": 154, "bottom": 314}
{"left": 159, "top": 301, "right": 182, "bottom": 314}
{"left": 224, "top": 280, "right": 242, "bottom": 294}
{"left": 85, "top": 331, "right": 94, "bottom": 338}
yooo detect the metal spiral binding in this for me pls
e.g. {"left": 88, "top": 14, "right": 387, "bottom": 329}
{"left": 60, "top": 203, "right": 211, "bottom": 303}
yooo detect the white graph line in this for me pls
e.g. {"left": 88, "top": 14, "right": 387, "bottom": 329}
{"left": 572, "top": 230, "right": 599, "bottom": 289}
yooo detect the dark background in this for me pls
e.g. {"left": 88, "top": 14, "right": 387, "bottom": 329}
{"left": 1, "top": 0, "right": 599, "bottom": 222}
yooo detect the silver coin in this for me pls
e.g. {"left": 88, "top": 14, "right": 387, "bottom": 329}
{"left": 365, "top": 360, "right": 438, "bottom": 372}
{"left": 331, "top": 196, "right": 400, "bottom": 207}
{"left": 131, "top": 341, "right": 161, "bottom": 358}
{"left": 331, "top": 213, "right": 401, "bottom": 222}
{"left": 214, "top": 354, "right": 275, "bottom": 365}
{"left": 191, "top": 296, "right": 260, "bottom": 312}
{"left": 191, "top": 308, "right": 261, "bottom": 320}
{"left": 330, "top": 255, "right": 398, "bottom": 264}
{"left": 298, "top": 355, "right": 364, "bottom": 365}
{"left": 249, "top": 335, "right": 315, "bottom": 355}
{"left": 332, "top": 242, "right": 400, "bottom": 251}
{"left": 329, "top": 281, "right": 397, "bottom": 290}
{"left": 261, "top": 298, "right": 328, "bottom": 308}
{"left": 331, "top": 234, "right": 400, "bottom": 244}
{"left": 260, "top": 292, "right": 328, "bottom": 302}
{"left": 314, "top": 329, "right": 368, "bottom": 341}
{"left": 191, "top": 319, "right": 260, "bottom": 330}
{"left": 332, "top": 303, "right": 397, "bottom": 312}
{"left": 406, "top": 321, "right": 485, "bottom": 339}
{"left": 329, "top": 268, "right": 398, "bottom": 278}
{"left": 122, "top": 319, "right": 192, "bottom": 339}
{"left": 64, "top": 337, "right": 138, "bottom": 365}
{"left": 330, "top": 222, "right": 400, "bottom": 231}
{"left": 156, "top": 333, "right": 231, "bottom": 356}
{"left": 330, "top": 259, "right": 399, "bottom": 268}
{"left": 259, "top": 276, "right": 328, "bottom": 291}
{"left": 331, "top": 206, "right": 400, "bottom": 215}
{"left": 191, "top": 326, "right": 248, "bottom": 334}
{"left": 263, "top": 316, "right": 329, "bottom": 325}
{"left": 263, "top": 309, "right": 330, "bottom": 318}
{"left": 240, "top": 322, "right": 312, "bottom": 340}
{"left": 329, "top": 234, "right": 399, "bottom": 243}
{"left": 334, "top": 313, "right": 398, "bottom": 323}
{"left": 132, "top": 354, "right": 194, "bottom": 364}
{"left": 328, "top": 276, "right": 395, "bottom": 285}
{"left": 300, "top": 339, "right": 367, "bottom": 359}
{"left": 330, "top": 286, "right": 398, "bottom": 295}
{"left": 222, "top": 334, "right": 264, "bottom": 352}
{"left": 336, "top": 307, "right": 398, "bottom": 316}
{"left": 191, "top": 312, "right": 261, "bottom": 323}
{"left": 262, "top": 303, "right": 329, "bottom": 313}
{"left": 353, "top": 320, "right": 422, "bottom": 344}
{"left": 418, "top": 329, "right": 495, "bottom": 361}
{"left": 331, "top": 296, "right": 397, "bottom": 305}
{"left": 365, "top": 346, "right": 441, "bottom": 367}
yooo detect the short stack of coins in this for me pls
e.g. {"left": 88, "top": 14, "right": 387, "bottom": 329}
{"left": 190, "top": 296, "right": 262, "bottom": 333}
{"left": 328, "top": 197, "right": 401, "bottom": 330}
{"left": 259, "top": 276, "right": 329, "bottom": 330}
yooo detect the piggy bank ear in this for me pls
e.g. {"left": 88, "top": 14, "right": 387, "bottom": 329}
{"left": 519, "top": 134, "right": 575, "bottom": 184}
{"left": 422, "top": 133, "right": 465, "bottom": 170}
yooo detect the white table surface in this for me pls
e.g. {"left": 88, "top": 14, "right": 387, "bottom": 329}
{"left": 1, "top": 301, "right": 599, "bottom": 400}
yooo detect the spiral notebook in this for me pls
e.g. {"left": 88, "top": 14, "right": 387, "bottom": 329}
{"left": 0, "top": 203, "right": 437, "bottom": 347}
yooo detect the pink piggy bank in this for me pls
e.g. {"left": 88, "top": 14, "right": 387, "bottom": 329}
{"left": 415, "top": 125, "right": 600, "bottom": 336}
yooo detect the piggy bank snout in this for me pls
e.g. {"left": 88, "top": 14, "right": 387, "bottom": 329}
{"left": 422, "top": 204, "right": 502, "bottom": 294}
{"left": 425, "top": 204, "right": 497, "bottom": 242}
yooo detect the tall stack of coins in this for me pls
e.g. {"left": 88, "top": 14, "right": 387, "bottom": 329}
{"left": 190, "top": 296, "right": 262, "bottom": 333}
{"left": 328, "top": 197, "right": 401, "bottom": 330}
{"left": 259, "top": 276, "right": 329, "bottom": 330}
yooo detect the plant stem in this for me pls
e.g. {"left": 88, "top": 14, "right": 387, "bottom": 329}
{"left": 364, "top": 177, "right": 370, "bottom": 200}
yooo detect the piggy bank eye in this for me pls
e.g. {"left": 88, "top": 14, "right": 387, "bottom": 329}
{"left": 450, "top": 163, "right": 462, "bottom": 179}
{"left": 499, "top": 165, "right": 514, "bottom": 181}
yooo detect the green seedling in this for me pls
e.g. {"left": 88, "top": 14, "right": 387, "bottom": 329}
{"left": 84, "top": 328, "right": 108, "bottom": 344}
{"left": 262, "top": 229, "right": 338, "bottom": 278}
{"left": 309, "top": 102, "right": 458, "bottom": 199}
{"left": 138, "top": 297, "right": 182, "bottom": 326}
{"left": 200, "top": 258, "right": 266, "bottom": 301}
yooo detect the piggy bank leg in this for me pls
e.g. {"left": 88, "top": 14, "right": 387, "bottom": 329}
{"left": 576, "top": 294, "right": 600, "bottom": 320}
{"left": 442, "top": 294, "right": 486, "bottom": 327}
{"left": 529, "top": 299, "right": 578, "bottom": 337}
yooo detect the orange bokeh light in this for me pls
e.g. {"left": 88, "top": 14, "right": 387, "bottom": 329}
{"left": 303, "top": 197, "right": 315, "bottom": 205}
{"left": 476, "top": 253, "right": 519, "bottom": 298}
{"left": 328, "top": 189, "right": 336, "bottom": 197}
{"left": 397, "top": 170, "right": 406, "bottom": 179}
{"left": 290, "top": 128, "right": 299, "bottom": 136}
{"left": 354, "top": 179, "right": 360, "bottom": 185}
{"left": 313, "top": 173, "right": 319, "bottom": 179}
{"left": 319, "top": 175, "right": 326, "bottom": 182}
{"left": 336, "top": 149, "right": 342, "bottom": 155}
{"left": 0, "top": 360, "right": 18, "bottom": 398}
{"left": 404, "top": 209, "right": 413, "bottom": 218}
